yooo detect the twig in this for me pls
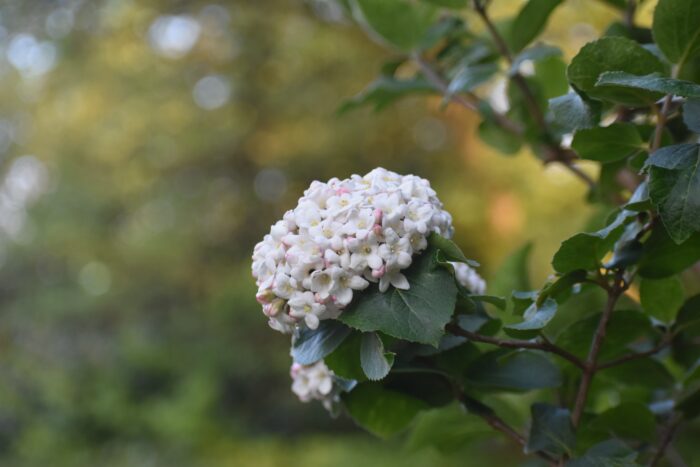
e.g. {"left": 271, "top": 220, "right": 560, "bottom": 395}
{"left": 412, "top": 54, "right": 524, "bottom": 135}
{"left": 446, "top": 323, "right": 586, "bottom": 369}
{"left": 596, "top": 336, "right": 671, "bottom": 370}
{"left": 652, "top": 95, "right": 673, "bottom": 152}
{"left": 649, "top": 414, "right": 683, "bottom": 467}
{"left": 455, "top": 390, "right": 558, "bottom": 466}
{"left": 470, "top": 0, "right": 595, "bottom": 189}
{"left": 571, "top": 271, "right": 628, "bottom": 427}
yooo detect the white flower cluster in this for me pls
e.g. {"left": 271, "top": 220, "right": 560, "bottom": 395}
{"left": 252, "top": 168, "right": 454, "bottom": 332}
{"left": 451, "top": 261, "right": 487, "bottom": 295}
{"left": 290, "top": 360, "right": 337, "bottom": 409}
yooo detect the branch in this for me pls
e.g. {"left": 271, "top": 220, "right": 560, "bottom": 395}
{"left": 412, "top": 54, "right": 524, "bottom": 135}
{"left": 571, "top": 271, "right": 628, "bottom": 427}
{"left": 456, "top": 390, "right": 558, "bottom": 466}
{"left": 446, "top": 323, "right": 586, "bottom": 369}
{"left": 471, "top": 0, "right": 595, "bottom": 189}
{"left": 596, "top": 336, "right": 671, "bottom": 370}
{"left": 649, "top": 414, "right": 683, "bottom": 467}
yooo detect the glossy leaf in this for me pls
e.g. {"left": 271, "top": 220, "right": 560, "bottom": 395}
{"left": 638, "top": 227, "right": 700, "bottom": 278}
{"left": 343, "top": 382, "right": 429, "bottom": 438}
{"left": 684, "top": 98, "right": 700, "bottom": 133}
{"left": 568, "top": 440, "right": 639, "bottom": 467}
{"left": 465, "top": 350, "right": 562, "bottom": 391}
{"left": 325, "top": 331, "right": 367, "bottom": 382}
{"left": 291, "top": 320, "right": 351, "bottom": 365}
{"left": 568, "top": 36, "right": 667, "bottom": 105}
{"left": 580, "top": 402, "right": 656, "bottom": 445}
{"left": 596, "top": 72, "right": 700, "bottom": 98}
{"left": 572, "top": 123, "right": 645, "bottom": 163}
{"left": 652, "top": 0, "right": 700, "bottom": 66}
{"left": 360, "top": 332, "right": 394, "bottom": 381}
{"left": 640, "top": 276, "right": 685, "bottom": 322}
{"left": 504, "top": 298, "right": 557, "bottom": 338}
{"left": 526, "top": 403, "right": 575, "bottom": 456}
{"left": 446, "top": 63, "right": 499, "bottom": 98}
{"left": 647, "top": 144, "right": 700, "bottom": 244}
{"left": 429, "top": 233, "right": 480, "bottom": 267}
{"left": 340, "top": 244, "right": 457, "bottom": 346}
{"left": 549, "top": 92, "right": 599, "bottom": 133}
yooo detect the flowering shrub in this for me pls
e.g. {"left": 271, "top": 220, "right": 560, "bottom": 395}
{"left": 254, "top": 0, "right": 700, "bottom": 465}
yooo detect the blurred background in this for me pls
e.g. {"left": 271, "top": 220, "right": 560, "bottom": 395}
{"left": 0, "top": 0, "right": 668, "bottom": 466}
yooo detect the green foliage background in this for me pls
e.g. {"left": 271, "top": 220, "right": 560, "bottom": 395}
{"left": 0, "top": 0, "right": 697, "bottom": 465}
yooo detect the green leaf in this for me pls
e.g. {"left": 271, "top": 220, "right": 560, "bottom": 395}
{"left": 445, "top": 63, "right": 499, "bottom": 100}
{"left": 509, "top": 44, "right": 562, "bottom": 76}
{"left": 504, "top": 298, "right": 557, "bottom": 338}
{"left": 652, "top": 0, "right": 700, "bottom": 67}
{"left": 421, "top": 0, "right": 467, "bottom": 7}
{"left": 477, "top": 120, "right": 522, "bottom": 154}
{"left": 343, "top": 382, "right": 429, "bottom": 437}
{"left": 339, "top": 76, "right": 434, "bottom": 113}
{"left": 580, "top": 402, "right": 656, "bottom": 445}
{"left": 340, "top": 244, "right": 457, "bottom": 346}
{"left": 556, "top": 310, "right": 653, "bottom": 360}
{"left": 684, "top": 98, "right": 700, "bottom": 133}
{"left": 535, "top": 55, "right": 569, "bottom": 100}
{"left": 506, "top": 0, "right": 563, "bottom": 53}
{"left": 360, "top": 332, "right": 394, "bottom": 381}
{"left": 568, "top": 440, "right": 640, "bottom": 467}
{"left": 553, "top": 208, "right": 638, "bottom": 273}
{"left": 325, "top": 332, "right": 367, "bottom": 382}
{"left": 596, "top": 72, "right": 700, "bottom": 98}
{"left": 351, "top": 0, "right": 438, "bottom": 51}
{"left": 465, "top": 350, "right": 562, "bottom": 391}
{"left": 677, "top": 384, "right": 700, "bottom": 419}
{"left": 598, "top": 357, "right": 675, "bottom": 389}
{"left": 568, "top": 36, "right": 667, "bottom": 105}
{"left": 549, "top": 92, "right": 599, "bottom": 133}
{"left": 428, "top": 233, "right": 479, "bottom": 267}
{"left": 291, "top": 320, "right": 351, "bottom": 365}
{"left": 489, "top": 243, "right": 532, "bottom": 298}
{"left": 470, "top": 294, "right": 507, "bottom": 310}
{"left": 640, "top": 276, "right": 685, "bottom": 322}
{"left": 647, "top": 144, "right": 700, "bottom": 244}
{"left": 526, "top": 403, "right": 575, "bottom": 456}
{"left": 538, "top": 270, "right": 587, "bottom": 305}
{"left": 408, "top": 404, "right": 489, "bottom": 453}
{"left": 638, "top": 227, "right": 700, "bottom": 278}
{"left": 572, "top": 123, "right": 645, "bottom": 163}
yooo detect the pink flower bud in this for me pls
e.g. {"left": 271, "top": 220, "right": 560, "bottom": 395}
{"left": 372, "top": 265, "right": 386, "bottom": 278}
{"left": 373, "top": 224, "right": 383, "bottom": 237}
{"left": 373, "top": 208, "right": 383, "bottom": 225}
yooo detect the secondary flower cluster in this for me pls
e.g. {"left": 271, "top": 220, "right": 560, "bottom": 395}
{"left": 290, "top": 360, "right": 338, "bottom": 410}
{"left": 252, "top": 168, "right": 454, "bottom": 333}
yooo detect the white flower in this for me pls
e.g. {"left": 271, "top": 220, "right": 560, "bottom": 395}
{"left": 451, "top": 261, "right": 487, "bottom": 295}
{"left": 251, "top": 167, "right": 461, "bottom": 333}
{"left": 288, "top": 291, "right": 325, "bottom": 329}
{"left": 290, "top": 360, "right": 335, "bottom": 406}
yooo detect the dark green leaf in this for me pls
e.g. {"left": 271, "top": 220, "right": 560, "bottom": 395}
{"left": 506, "top": 0, "right": 563, "bottom": 53}
{"left": 291, "top": 320, "right": 351, "bottom": 365}
{"left": 677, "top": 383, "right": 700, "bottom": 419}
{"left": 408, "top": 404, "right": 489, "bottom": 453}
{"left": 638, "top": 227, "right": 700, "bottom": 278}
{"left": 556, "top": 310, "right": 653, "bottom": 360}
{"left": 652, "top": 0, "right": 700, "bottom": 67}
{"left": 625, "top": 181, "right": 652, "bottom": 212}
{"left": 568, "top": 37, "right": 667, "bottom": 105}
{"left": 504, "top": 298, "right": 557, "bottom": 338}
{"left": 470, "top": 294, "right": 507, "bottom": 310}
{"left": 343, "top": 382, "right": 429, "bottom": 437}
{"left": 580, "top": 402, "right": 656, "bottom": 444}
{"left": 526, "top": 403, "right": 575, "bottom": 456}
{"left": 429, "top": 233, "right": 480, "bottom": 267}
{"left": 640, "top": 276, "right": 685, "bottom": 322}
{"left": 360, "top": 332, "right": 394, "bottom": 381}
{"left": 572, "top": 123, "right": 645, "bottom": 163}
{"left": 535, "top": 55, "right": 569, "bottom": 100}
{"left": 325, "top": 332, "right": 367, "bottom": 382}
{"left": 538, "top": 270, "right": 587, "bottom": 305}
{"left": 351, "top": 0, "right": 438, "bottom": 51}
{"left": 598, "top": 357, "right": 675, "bottom": 389}
{"left": 549, "top": 92, "right": 600, "bottom": 133}
{"left": 596, "top": 72, "right": 700, "bottom": 97}
{"left": 683, "top": 98, "right": 700, "bottom": 133}
{"left": 568, "top": 440, "right": 639, "bottom": 467}
{"left": 339, "top": 76, "right": 434, "bottom": 114}
{"left": 465, "top": 350, "right": 562, "bottom": 391}
{"left": 340, "top": 244, "right": 457, "bottom": 346}
{"left": 647, "top": 144, "right": 700, "bottom": 244}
